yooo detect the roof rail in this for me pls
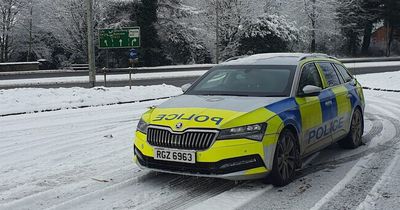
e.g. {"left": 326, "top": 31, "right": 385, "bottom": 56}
{"left": 224, "top": 55, "right": 249, "bottom": 62}
{"left": 299, "top": 53, "right": 338, "bottom": 61}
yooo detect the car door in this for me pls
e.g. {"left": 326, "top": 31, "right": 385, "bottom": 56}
{"left": 316, "top": 62, "right": 350, "bottom": 144}
{"left": 295, "top": 62, "right": 332, "bottom": 155}
{"left": 333, "top": 63, "right": 356, "bottom": 138}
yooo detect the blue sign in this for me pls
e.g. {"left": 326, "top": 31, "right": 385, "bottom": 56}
{"left": 129, "top": 49, "right": 138, "bottom": 60}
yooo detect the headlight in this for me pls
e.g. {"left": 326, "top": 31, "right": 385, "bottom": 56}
{"left": 217, "top": 123, "right": 267, "bottom": 141}
{"left": 136, "top": 118, "right": 148, "bottom": 134}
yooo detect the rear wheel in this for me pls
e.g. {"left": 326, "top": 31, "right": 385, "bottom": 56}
{"left": 338, "top": 108, "right": 363, "bottom": 149}
{"left": 270, "top": 129, "right": 299, "bottom": 187}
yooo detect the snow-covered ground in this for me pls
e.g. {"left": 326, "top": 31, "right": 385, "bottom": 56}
{"left": 1, "top": 71, "right": 400, "bottom": 209}
{"left": 0, "top": 85, "right": 182, "bottom": 115}
{"left": 356, "top": 70, "right": 400, "bottom": 90}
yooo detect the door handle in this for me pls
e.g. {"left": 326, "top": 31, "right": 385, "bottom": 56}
{"left": 325, "top": 101, "right": 332, "bottom": 106}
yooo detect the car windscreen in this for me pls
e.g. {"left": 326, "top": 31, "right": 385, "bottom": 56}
{"left": 185, "top": 65, "right": 297, "bottom": 97}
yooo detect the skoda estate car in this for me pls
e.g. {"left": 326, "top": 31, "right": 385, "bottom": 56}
{"left": 133, "top": 53, "right": 365, "bottom": 186}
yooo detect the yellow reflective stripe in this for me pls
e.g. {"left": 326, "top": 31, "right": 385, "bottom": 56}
{"left": 331, "top": 86, "right": 351, "bottom": 116}
{"left": 295, "top": 96, "right": 322, "bottom": 131}
{"left": 315, "top": 63, "right": 329, "bottom": 88}
{"left": 245, "top": 167, "right": 268, "bottom": 175}
{"left": 197, "top": 140, "right": 264, "bottom": 162}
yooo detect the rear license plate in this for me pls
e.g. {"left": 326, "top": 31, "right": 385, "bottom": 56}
{"left": 154, "top": 148, "right": 195, "bottom": 164}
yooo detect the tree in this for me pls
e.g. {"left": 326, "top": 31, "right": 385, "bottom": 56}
{"left": 199, "top": 0, "right": 266, "bottom": 61}
{"left": 239, "top": 14, "right": 299, "bottom": 54}
{"left": 157, "top": 0, "right": 211, "bottom": 64}
{"left": 0, "top": 0, "right": 24, "bottom": 62}
{"left": 360, "top": 0, "right": 381, "bottom": 55}
{"left": 137, "top": 0, "right": 168, "bottom": 66}
{"left": 380, "top": 0, "right": 400, "bottom": 56}
{"left": 336, "top": 0, "right": 365, "bottom": 56}
{"left": 277, "top": 0, "right": 338, "bottom": 54}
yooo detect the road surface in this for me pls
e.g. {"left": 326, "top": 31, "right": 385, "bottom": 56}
{"left": 1, "top": 89, "right": 400, "bottom": 209}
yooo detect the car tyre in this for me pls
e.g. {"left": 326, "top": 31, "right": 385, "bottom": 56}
{"left": 270, "top": 129, "right": 300, "bottom": 187}
{"left": 338, "top": 108, "right": 363, "bottom": 149}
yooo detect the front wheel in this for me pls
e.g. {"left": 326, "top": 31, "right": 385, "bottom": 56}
{"left": 269, "top": 129, "right": 300, "bottom": 187}
{"left": 338, "top": 108, "right": 363, "bottom": 149}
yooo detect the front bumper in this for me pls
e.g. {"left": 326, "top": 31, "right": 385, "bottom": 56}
{"left": 134, "top": 146, "right": 268, "bottom": 180}
{"left": 133, "top": 131, "right": 277, "bottom": 180}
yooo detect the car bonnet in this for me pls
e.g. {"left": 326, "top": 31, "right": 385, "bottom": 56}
{"left": 147, "top": 95, "right": 288, "bottom": 130}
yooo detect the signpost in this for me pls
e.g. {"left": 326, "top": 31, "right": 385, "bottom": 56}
{"left": 128, "top": 48, "right": 138, "bottom": 90}
{"left": 99, "top": 27, "right": 140, "bottom": 88}
{"left": 99, "top": 27, "right": 141, "bottom": 49}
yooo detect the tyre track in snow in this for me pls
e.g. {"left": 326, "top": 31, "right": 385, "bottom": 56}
{"left": 0, "top": 123, "right": 138, "bottom": 207}
{"left": 151, "top": 113, "right": 384, "bottom": 210}
{"left": 298, "top": 112, "right": 383, "bottom": 178}
{"left": 3, "top": 91, "right": 400, "bottom": 210}
{"left": 152, "top": 178, "right": 238, "bottom": 210}
{"left": 0, "top": 101, "right": 163, "bottom": 209}
{"left": 242, "top": 93, "right": 396, "bottom": 210}
{"left": 0, "top": 103, "right": 145, "bottom": 168}
{"left": 312, "top": 97, "right": 400, "bottom": 209}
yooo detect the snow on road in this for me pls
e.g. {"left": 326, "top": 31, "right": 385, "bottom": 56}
{"left": 2, "top": 71, "right": 400, "bottom": 209}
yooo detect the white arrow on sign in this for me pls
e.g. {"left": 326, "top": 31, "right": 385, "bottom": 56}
{"left": 119, "top": 39, "right": 122, "bottom": 47}
{"left": 104, "top": 40, "right": 108, "bottom": 47}
{"left": 132, "top": 38, "right": 137, "bottom": 46}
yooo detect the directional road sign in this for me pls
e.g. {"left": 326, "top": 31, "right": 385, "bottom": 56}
{"left": 99, "top": 27, "right": 140, "bottom": 49}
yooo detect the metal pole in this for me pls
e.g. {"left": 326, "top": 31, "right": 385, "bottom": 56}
{"left": 86, "top": 0, "right": 96, "bottom": 87}
{"left": 129, "top": 69, "right": 132, "bottom": 90}
{"left": 27, "top": 0, "right": 33, "bottom": 62}
{"left": 215, "top": 0, "right": 220, "bottom": 64}
{"left": 103, "top": 67, "right": 107, "bottom": 87}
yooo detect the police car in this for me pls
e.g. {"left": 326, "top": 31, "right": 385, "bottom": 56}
{"left": 133, "top": 53, "right": 365, "bottom": 186}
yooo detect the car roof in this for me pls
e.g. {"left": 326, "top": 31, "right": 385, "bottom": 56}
{"left": 221, "top": 53, "right": 339, "bottom": 66}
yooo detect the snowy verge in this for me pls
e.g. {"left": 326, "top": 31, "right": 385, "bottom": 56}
{"left": 0, "top": 70, "right": 206, "bottom": 87}
{"left": 356, "top": 70, "right": 400, "bottom": 90}
{"left": 0, "top": 85, "right": 182, "bottom": 115}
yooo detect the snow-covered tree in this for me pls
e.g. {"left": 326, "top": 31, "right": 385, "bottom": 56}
{"left": 380, "top": 0, "right": 400, "bottom": 56}
{"left": 0, "top": 0, "right": 26, "bottom": 62}
{"left": 239, "top": 14, "right": 299, "bottom": 54}
{"left": 157, "top": 0, "right": 211, "bottom": 64}
{"left": 277, "top": 0, "right": 339, "bottom": 54}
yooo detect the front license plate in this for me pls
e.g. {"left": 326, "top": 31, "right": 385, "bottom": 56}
{"left": 154, "top": 148, "right": 195, "bottom": 164}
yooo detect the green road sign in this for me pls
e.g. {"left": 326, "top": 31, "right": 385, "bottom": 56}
{"left": 99, "top": 27, "right": 140, "bottom": 49}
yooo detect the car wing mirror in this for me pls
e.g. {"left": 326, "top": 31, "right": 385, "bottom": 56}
{"left": 302, "top": 85, "right": 322, "bottom": 97}
{"left": 181, "top": 83, "right": 192, "bottom": 92}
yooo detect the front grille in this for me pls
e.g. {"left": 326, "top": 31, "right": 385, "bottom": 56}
{"left": 147, "top": 127, "right": 218, "bottom": 150}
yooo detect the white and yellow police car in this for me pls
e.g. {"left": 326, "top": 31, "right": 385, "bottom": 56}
{"left": 133, "top": 53, "right": 365, "bottom": 186}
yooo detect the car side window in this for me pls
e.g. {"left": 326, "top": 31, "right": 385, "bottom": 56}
{"left": 332, "top": 63, "right": 345, "bottom": 84}
{"left": 334, "top": 64, "right": 353, "bottom": 82}
{"left": 318, "top": 62, "right": 341, "bottom": 87}
{"left": 298, "top": 63, "right": 323, "bottom": 95}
